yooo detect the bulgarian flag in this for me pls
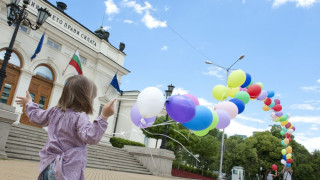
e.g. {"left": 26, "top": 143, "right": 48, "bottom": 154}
{"left": 69, "top": 50, "right": 83, "bottom": 75}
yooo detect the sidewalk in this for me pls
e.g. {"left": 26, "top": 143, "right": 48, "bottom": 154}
{"left": 0, "top": 159, "right": 183, "bottom": 180}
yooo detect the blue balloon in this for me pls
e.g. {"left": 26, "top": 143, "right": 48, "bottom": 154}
{"left": 241, "top": 73, "right": 252, "bottom": 88}
{"left": 267, "top": 91, "right": 275, "bottom": 98}
{"left": 283, "top": 155, "right": 287, "bottom": 161}
{"left": 286, "top": 163, "right": 291, "bottom": 167}
{"left": 182, "top": 106, "right": 213, "bottom": 131}
{"left": 229, "top": 99, "right": 245, "bottom": 114}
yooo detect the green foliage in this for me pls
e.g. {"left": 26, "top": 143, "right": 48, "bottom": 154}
{"left": 109, "top": 137, "right": 145, "bottom": 148}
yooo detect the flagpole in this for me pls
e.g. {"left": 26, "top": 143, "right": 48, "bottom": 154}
{"left": 62, "top": 47, "right": 78, "bottom": 76}
{"left": 104, "top": 69, "right": 120, "bottom": 101}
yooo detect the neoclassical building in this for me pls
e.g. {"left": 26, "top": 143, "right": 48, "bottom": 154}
{"left": 0, "top": 0, "right": 160, "bottom": 147}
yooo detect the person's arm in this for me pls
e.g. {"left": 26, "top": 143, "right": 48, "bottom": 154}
{"left": 289, "top": 169, "right": 293, "bottom": 174}
{"left": 16, "top": 91, "right": 54, "bottom": 127}
{"left": 272, "top": 171, "right": 278, "bottom": 177}
{"left": 76, "top": 99, "right": 115, "bottom": 145}
{"left": 281, "top": 167, "right": 285, "bottom": 174}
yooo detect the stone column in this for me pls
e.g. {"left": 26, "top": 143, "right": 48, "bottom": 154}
{"left": 124, "top": 146, "right": 175, "bottom": 177}
{"left": 0, "top": 104, "right": 18, "bottom": 159}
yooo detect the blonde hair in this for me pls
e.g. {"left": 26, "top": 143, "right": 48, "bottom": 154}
{"left": 57, "top": 75, "right": 97, "bottom": 114}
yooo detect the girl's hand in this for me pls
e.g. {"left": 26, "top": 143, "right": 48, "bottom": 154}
{"left": 16, "top": 91, "right": 32, "bottom": 107}
{"left": 100, "top": 99, "right": 116, "bottom": 120}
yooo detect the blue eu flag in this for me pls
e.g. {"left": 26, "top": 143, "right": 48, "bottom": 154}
{"left": 31, "top": 32, "right": 45, "bottom": 60}
{"left": 110, "top": 73, "right": 122, "bottom": 93}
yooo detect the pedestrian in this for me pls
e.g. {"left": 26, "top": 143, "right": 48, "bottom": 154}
{"left": 281, "top": 166, "right": 293, "bottom": 180}
{"left": 266, "top": 169, "right": 277, "bottom": 180}
{"left": 16, "top": 75, "right": 116, "bottom": 180}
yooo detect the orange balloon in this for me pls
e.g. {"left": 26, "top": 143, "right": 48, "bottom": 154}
{"left": 287, "top": 146, "right": 292, "bottom": 154}
{"left": 284, "top": 138, "right": 289, "bottom": 145}
{"left": 263, "top": 105, "right": 270, "bottom": 111}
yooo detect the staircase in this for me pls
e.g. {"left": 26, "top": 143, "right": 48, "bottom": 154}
{"left": 5, "top": 124, "right": 152, "bottom": 175}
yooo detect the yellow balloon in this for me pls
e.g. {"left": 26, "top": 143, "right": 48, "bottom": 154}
{"left": 227, "top": 70, "right": 246, "bottom": 88}
{"left": 263, "top": 105, "right": 270, "bottom": 111}
{"left": 284, "top": 138, "right": 289, "bottom": 145}
{"left": 281, "top": 149, "right": 287, "bottom": 155}
{"left": 287, "top": 146, "right": 292, "bottom": 154}
{"left": 212, "top": 85, "right": 228, "bottom": 101}
{"left": 288, "top": 124, "right": 293, "bottom": 129}
{"left": 277, "top": 116, "right": 282, "bottom": 120}
{"left": 286, "top": 154, "right": 292, "bottom": 160}
{"left": 228, "top": 87, "right": 240, "bottom": 98}
{"left": 281, "top": 120, "right": 288, "bottom": 127}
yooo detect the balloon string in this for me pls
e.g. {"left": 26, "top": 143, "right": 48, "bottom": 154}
{"left": 140, "top": 126, "right": 200, "bottom": 162}
{"left": 173, "top": 129, "right": 189, "bottom": 141}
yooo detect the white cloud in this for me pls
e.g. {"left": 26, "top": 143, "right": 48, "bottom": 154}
{"left": 242, "top": 0, "right": 246, "bottom": 4}
{"left": 310, "top": 125, "right": 319, "bottom": 131}
{"left": 123, "top": 19, "right": 134, "bottom": 24}
{"left": 164, "top": 6, "right": 170, "bottom": 11}
{"left": 198, "top": 98, "right": 216, "bottom": 109}
{"left": 172, "top": 87, "right": 188, "bottom": 95}
{"left": 122, "top": 0, "right": 153, "bottom": 14}
{"left": 161, "top": 45, "right": 168, "bottom": 51}
{"left": 202, "top": 66, "right": 226, "bottom": 80}
{"left": 225, "top": 120, "right": 266, "bottom": 137}
{"left": 102, "top": 26, "right": 111, "bottom": 31}
{"left": 236, "top": 114, "right": 265, "bottom": 124}
{"left": 156, "top": 84, "right": 164, "bottom": 88}
{"left": 301, "top": 86, "right": 320, "bottom": 93}
{"left": 272, "top": 0, "right": 320, "bottom": 8}
{"left": 294, "top": 134, "right": 320, "bottom": 152}
{"left": 141, "top": 11, "right": 167, "bottom": 29}
{"left": 290, "top": 103, "right": 320, "bottom": 110}
{"left": 317, "top": 79, "right": 320, "bottom": 83}
{"left": 290, "top": 115, "right": 320, "bottom": 124}
{"left": 105, "top": 0, "right": 119, "bottom": 15}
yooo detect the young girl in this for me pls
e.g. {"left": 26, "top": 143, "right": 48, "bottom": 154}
{"left": 266, "top": 169, "right": 277, "bottom": 180}
{"left": 16, "top": 75, "right": 116, "bottom": 180}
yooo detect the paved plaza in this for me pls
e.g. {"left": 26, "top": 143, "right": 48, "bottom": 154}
{"left": 0, "top": 160, "right": 184, "bottom": 180}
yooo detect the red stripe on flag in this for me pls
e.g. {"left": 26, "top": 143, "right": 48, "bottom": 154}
{"left": 69, "top": 60, "right": 83, "bottom": 75}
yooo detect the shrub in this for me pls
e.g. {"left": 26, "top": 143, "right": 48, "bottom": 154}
{"left": 109, "top": 137, "right": 145, "bottom": 148}
{"left": 172, "top": 162, "right": 218, "bottom": 179}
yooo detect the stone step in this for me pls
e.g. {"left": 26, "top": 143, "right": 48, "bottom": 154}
{"left": 6, "top": 148, "right": 146, "bottom": 171}
{"left": 10, "top": 126, "right": 48, "bottom": 137}
{"left": 86, "top": 163, "right": 152, "bottom": 175}
{"left": 12, "top": 124, "right": 48, "bottom": 134}
{"left": 9, "top": 129, "right": 48, "bottom": 142}
{"left": 6, "top": 142, "right": 142, "bottom": 166}
{"left": 7, "top": 137, "right": 133, "bottom": 159}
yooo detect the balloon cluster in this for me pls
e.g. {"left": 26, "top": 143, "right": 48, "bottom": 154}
{"left": 130, "top": 69, "right": 296, "bottom": 167}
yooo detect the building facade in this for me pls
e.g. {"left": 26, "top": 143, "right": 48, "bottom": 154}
{"left": 0, "top": 0, "right": 161, "bottom": 147}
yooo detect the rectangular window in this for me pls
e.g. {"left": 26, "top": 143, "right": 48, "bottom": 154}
{"left": 13, "top": 24, "right": 29, "bottom": 33}
{"left": 46, "top": 38, "right": 61, "bottom": 51}
{"left": 79, "top": 55, "right": 87, "bottom": 65}
{"left": 39, "top": 96, "right": 47, "bottom": 109}
{"left": 0, "top": 84, "right": 12, "bottom": 104}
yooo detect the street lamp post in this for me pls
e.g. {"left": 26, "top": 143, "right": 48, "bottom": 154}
{"left": 205, "top": 55, "right": 245, "bottom": 180}
{"left": 0, "top": 0, "right": 51, "bottom": 90}
{"left": 160, "top": 84, "right": 175, "bottom": 149}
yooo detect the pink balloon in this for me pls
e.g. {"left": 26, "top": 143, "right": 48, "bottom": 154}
{"left": 270, "top": 112, "right": 277, "bottom": 119}
{"left": 240, "top": 87, "right": 247, "bottom": 92}
{"left": 215, "top": 110, "right": 231, "bottom": 129}
{"left": 292, "top": 126, "right": 296, "bottom": 131}
{"left": 214, "top": 101, "right": 238, "bottom": 119}
{"left": 183, "top": 94, "right": 200, "bottom": 106}
{"left": 274, "top": 99, "right": 281, "bottom": 105}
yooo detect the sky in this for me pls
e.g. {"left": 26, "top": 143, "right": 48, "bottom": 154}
{"left": 47, "top": 0, "right": 320, "bottom": 152}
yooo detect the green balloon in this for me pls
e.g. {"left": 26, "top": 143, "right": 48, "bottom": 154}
{"left": 282, "top": 127, "right": 288, "bottom": 133}
{"left": 234, "top": 91, "right": 250, "bottom": 104}
{"left": 256, "top": 82, "right": 264, "bottom": 89}
{"left": 280, "top": 130, "right": 286, "bottom": 136}
{"left": 280, "top": 114, "right": 288, "bottom": 122}
{"left": 208, "top": 110, "right": 219, "bottom": 130}
{"left": 193, "top": 129, "right": 209, "bottom": 137}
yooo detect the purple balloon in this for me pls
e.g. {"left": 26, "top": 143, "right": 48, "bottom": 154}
{"left": 131, "top": 104, "right": 156, "bottom": 128}
{"left": 166, "top": 95, "right": 196, "bottom": 123}
{"left": 257, "top": 90, "right": 268, "bottom": 100}
{"left": 215, "top": 110, "right": 231, "bottom": 129}
{"left": 276, "top": 111, "right": 283, "bottom": 117}
{"left": 274, "top": 99, "right": 281, "bottom": 105}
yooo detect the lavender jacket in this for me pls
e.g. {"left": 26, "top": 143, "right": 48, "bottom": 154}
{"left": 26, "top": 102, "right": 108, "bottom": 180}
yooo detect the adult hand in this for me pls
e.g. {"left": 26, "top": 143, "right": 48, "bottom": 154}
{"left": 15, "top": 91, "right": 32, "bottom": 107}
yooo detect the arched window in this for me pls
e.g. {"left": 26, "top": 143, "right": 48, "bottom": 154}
{"left": 34, "top": 65, "right": 54, "bottom": 81}
{"left": 0, "top": 49, "right": 21, "bottom": 67}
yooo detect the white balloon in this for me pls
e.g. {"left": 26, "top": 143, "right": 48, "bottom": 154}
{"left": 270, "top": 112, "right": 277, "bottom": 120}
{"left": 281, "top": 159, "right": 286, "bottom": 165}
{"left": 137, "top": 87, "right": 165, "bottom": 118}
{"left": 214, "top": 101, "right": 238, "bottom": 119}
{"left": 287, "top": 129, "right": 294, "bottom": 134}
